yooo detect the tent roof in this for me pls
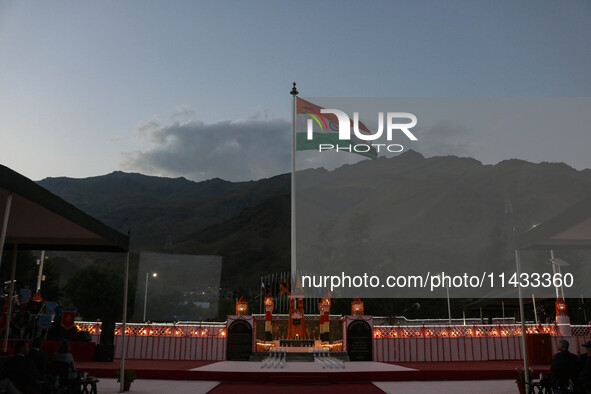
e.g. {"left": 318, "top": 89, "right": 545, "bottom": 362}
{"left": 516, "top": 196, "right": 591, "bottom": 250}
{"left": 0, "top": 164, "right": 128, "bottom": 252}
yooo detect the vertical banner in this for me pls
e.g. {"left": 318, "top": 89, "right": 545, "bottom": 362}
{"left": 38, "top": 314, "right": 52, "bottom": 329}
{"left": 45, "top": 302, "right": 57, "bottom": 315}
{"left": 19, "top": 289, "right": 31, "bottom": 303}
{"left": 61, "top": 310, "right": 76, "bottom": 330}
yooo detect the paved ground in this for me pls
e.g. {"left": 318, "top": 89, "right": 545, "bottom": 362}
{"left": 374, "top": 380, "right": 518, "bottom": 394}
{"left": 96, "top": 378, "right": 519, "bottom": 393}
{"left": 97, "top": 378, "right": 219, "bottom": 393}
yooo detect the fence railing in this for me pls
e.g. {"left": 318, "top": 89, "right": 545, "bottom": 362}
{"left": 75, "top": 321, "right": 226, "bottom": 338}
{"left": 70, "top": 321, "right": 591, "bottom": 361}
{"left": 373, "top": 323, "right": 565, "bottom": 338}
{"left": 74, "top": 321, "right": 591, "bottom": 338}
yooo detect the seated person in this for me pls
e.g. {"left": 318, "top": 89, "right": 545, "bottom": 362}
{"left": 550, "top": 339, "right": 579, "bottom": 390}
{"left": 577, "top": 341, "right": 591, "bottom": 393}
{"left": 0, "top": 379, "right": 20, "bottom": 394}
{"left": 28, "top": 337, "right": 48, "bottom": 376}
{"left": 52, "top": 340, "right": 79, "bottom": 380}
{"left": 5, "top": 341, "right": 41, "bottom": 393}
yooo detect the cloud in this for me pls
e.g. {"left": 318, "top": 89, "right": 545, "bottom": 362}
{"left": 121, "top": 117, "right": 291, "bottom": 182}
{"left": 171, "top": 105, "right": 196, "bottom": 120}
{"left": 136, "top": 116, "right": 161, "bottom": 140}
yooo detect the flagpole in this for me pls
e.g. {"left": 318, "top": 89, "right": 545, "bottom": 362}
{"left": 290, "top": 82, "right": 298, "bottom": 289}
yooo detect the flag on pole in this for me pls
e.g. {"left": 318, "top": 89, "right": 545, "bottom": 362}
{"left": 38, "top": 314, "right": 52, "bottom": 329}
{"left": 61, "top": 311, "right": 76, "bottom": 330}
{"left": 19, "top": 289, "right": 31, "bottom": 303}
{"left": 45, "top": 301, "right": 57, "bottom": 314}
{"left": 296, "top": 97, "right": 378, "bottom": 159}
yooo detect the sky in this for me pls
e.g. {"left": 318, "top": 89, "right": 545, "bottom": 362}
{"left": 1, "top": 1, "right": 591, "bottom": 182}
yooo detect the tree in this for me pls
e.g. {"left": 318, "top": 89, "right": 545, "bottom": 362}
{"left": 64, "top": 263, "right": 135, "bottom": 344}
{"left": 0, "top": 250, "right": 61, "bottom": 302}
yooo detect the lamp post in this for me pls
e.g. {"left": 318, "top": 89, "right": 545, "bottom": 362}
{"left": 548, "top": 253, "right": 569, "bottom": 299}
{"left": 143, "top": 272, "right": 158, "bottom": 322}
{"left": 436, "top": 273, "right": 452, "bottom": 325}
{"left": 446, "top": 284, "right": 451, "bottom": 325}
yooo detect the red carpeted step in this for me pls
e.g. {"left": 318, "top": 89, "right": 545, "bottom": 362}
{"left": 207, "top": 383, "right": 386, "bottom": 394}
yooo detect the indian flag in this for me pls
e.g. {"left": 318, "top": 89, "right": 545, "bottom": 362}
{"left": 296, "top": 98, "right": 378, "bottom": 159}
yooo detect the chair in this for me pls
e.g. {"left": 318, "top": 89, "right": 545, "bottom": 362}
{"left": 49, "top": 361, "right": 80, "bottom": 394}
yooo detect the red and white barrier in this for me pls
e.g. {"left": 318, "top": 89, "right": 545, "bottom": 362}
{"left": 373, "top": 335, "right": 523, "bottom": 362}
{"left": 73, "top": 321, "right": 591, "bottom": 362}
{"left": 76, "top": 322, "right": 226, "bottom": 361}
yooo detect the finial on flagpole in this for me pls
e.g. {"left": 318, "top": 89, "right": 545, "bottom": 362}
{"left": 290, "top": 82, "right": 298, "bottom": 96}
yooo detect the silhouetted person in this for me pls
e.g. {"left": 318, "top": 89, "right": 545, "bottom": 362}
{"left": 577, "top": 341, "right": 591, "bottom": 393}
{"left": 5, "top": 341, "right": 41, "bottom": 393}
{"left": 0, "top": 379, "right": 20, "bottom": 394}
{"left": 551, "top": 339, "right": 579, "bottom": 391}
{"left": 28, "top": 337, "right": 48, "bottom": 376}
{"left": 52, "top": 340, "right": 78, "bottom": 380}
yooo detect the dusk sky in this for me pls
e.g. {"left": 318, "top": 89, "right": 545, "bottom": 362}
{"left": 1, "top": 1, "right": 590, "bottom": 182}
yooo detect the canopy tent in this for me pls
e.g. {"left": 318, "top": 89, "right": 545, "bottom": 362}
{"left": 0, "top": 164, "right": 128, "bottom": 252}
{"left": 0, "top": 164, "right": 130, "bottom": 392}
{"left": 516, "top": 195, "right": 591, "bottom": 251}
{"left": 513, "top": 195, "right": 591, "bottom": 384}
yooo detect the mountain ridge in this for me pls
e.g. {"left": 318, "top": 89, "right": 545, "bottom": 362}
{"left": 36, "top": 153, "right": 591, "bottom": 287}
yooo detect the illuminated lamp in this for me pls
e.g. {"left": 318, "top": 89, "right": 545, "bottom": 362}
{"left": 32, "top": 292, "right": 43, "bottom": 302}
{"left": 351, "top": 297, "right": 364, "bottom": 315}
{"left": 555, "top": 298, "right": 568, "bottom": 317}
{"left": 236, "top": 296, "right": 248, "bottom": 316}
{"left": 264, "top": 294, "right": 274, "bottom": 311}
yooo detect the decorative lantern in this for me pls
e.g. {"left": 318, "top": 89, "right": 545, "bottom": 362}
{"left": 236, "top": 296, "right": 248, "bottom": 316}
{"left": 555, "top": 298, "right": 568, "bottom": 317}
{"left": 351, "top": 297, "right": 364, "bottom": 315}
{"left": 264, "top": 294, "right": 274, "bottom": 312}
{"left": 32, "top": 291, "right": 43, "bottom": 303}
{"left": 264, "top": 294, "right": 273, "bottom": 341}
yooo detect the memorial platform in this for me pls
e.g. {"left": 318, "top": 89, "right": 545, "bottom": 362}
{"left": 249, "top": 351, "right": 349, "bottom": 362}
{"left": 76, "top": 359, "right": 552, "bottom": 384}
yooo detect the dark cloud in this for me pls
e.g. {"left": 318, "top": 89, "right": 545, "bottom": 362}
{"left": 121, "top": 118, "right": 291, "bottom": 181}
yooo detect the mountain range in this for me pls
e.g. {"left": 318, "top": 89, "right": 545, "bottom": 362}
{"left": 37, "top": 151, "right": 591, "bottom": 290}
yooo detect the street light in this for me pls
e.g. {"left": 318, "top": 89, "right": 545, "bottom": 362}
{"left": 548, "top": 252, "right": 569, "bottom": 299}
{"left": 436, "top": 273, "right": 452, "bottom": 325}
{"left": 143, "top": 272, "right": 158, "bottom": 322}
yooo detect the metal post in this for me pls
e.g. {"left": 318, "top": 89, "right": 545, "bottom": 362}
{"left": 290, "top": 82, "right": 298, "bottom": 277}
{"left": 446, "top": 285, "right": 452, "bottom": 325}
{"left": 3, "top": 244, "right": 17, "bottom": 352}
{"left": 550, "top": 250, "right": 559, "bottom": 299}
{"left": 143, "top": 272, "right": 149, "bottom": 322}
{"left": 0, "top": 193, "right": 13, "bottom": 273}
{"left": 119, "top": 250, "right": 130, "bottom": 393}
{"left": 516, "top": 250, "right": 530, "bottom": 385}
{"left": 36, "top": 251, "right": 46, "bottom": 292}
